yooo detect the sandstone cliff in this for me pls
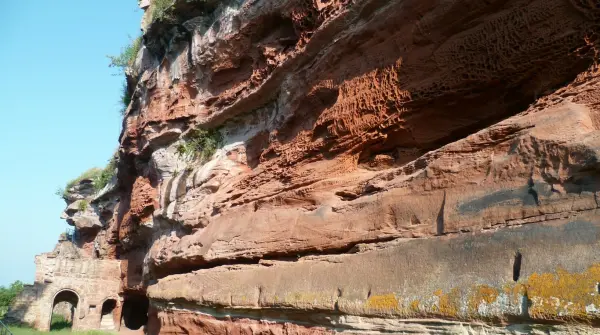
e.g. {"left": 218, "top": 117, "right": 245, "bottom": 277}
{"left": 52, "top": 0, "right": 600, "bottom": 333}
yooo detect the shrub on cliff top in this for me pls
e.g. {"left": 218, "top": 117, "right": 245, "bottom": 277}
{"left": 177, "top": 128, "right": 223, "bottom": 163}
{"left": 93, "top": 157, "right": 117, "bottom": 192}
{"left": 64, "top": 168, "right": 104, "bottom": 193}
{"left": 57, "top": 157, "right": 117, "bottom": 199}
{"left": 107, "top": 35, "right": 142, "bottom": 71}
{"left": 151, "top": 0, "right": 175, "bottom": 23}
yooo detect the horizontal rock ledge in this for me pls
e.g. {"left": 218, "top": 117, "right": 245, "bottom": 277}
{"left": 149, "top": 214, "right": 600, "bottom": 324}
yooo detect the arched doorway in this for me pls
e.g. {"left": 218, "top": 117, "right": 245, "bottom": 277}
{"left": 100, "top": 299, "right": 117, "bottom": 330}
{"left": 121, "top": 295, "right": 149, "bottom": 330}
{"left": 51, "top": 290, "right": 79, "bottom": 330}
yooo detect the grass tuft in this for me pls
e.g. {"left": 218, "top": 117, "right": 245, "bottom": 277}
{"left": 6, "top": 314, "right": 115, "bottom": 335}
{"left": 57, "top": 156, "right": 117, "bottom": 199}
{"left": 77, "top": 200, "right": 88, "bottom": 212}
{"left": 177, "top": 128, "right": 223, "bottom": 163}
{"left": 64, "top": 168, "right": 104, "bottom": 195}
{"left": 50, "top": 315, "right": 71, "bottom": 331}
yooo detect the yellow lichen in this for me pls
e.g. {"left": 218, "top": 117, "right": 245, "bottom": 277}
{"left": 352, "top": 264, "right": 600, "bottom": 322}
{"left": 434, "top": 288, "right": 461, "bottom": 317}
{"left": 410, "top": 299, "right": 420, "bottom": 313}
{"left": 468, "top": 285, "right": 499, "bottom": 313}
{"left": 526, "top": 264, "right": 600, "bottom": 320}
{"left": 365, "top": 293, "right": 399, "bottom": 311}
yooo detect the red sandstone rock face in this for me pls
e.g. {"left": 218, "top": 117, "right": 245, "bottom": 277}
{"left": 119, "top": 176, "right": 157, "bottom": 242}
{"left": 151, "top": 310, "right": 334, "bottom": 335}
{"left": 125, "top": 0, "right": 600, "bottom": 277}
{"left": 108, "top": 0, "right": 600, "bottom": 333}
{"left": 115, "top": 176, "right": 158, "bottom": 291}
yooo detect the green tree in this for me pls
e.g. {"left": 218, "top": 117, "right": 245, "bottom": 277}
{"left": 0, "top": 280, "right": 25, "bottom": 317}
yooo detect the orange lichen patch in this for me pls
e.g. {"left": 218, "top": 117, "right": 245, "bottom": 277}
{"left": 410, "top": 299, "right": 420, "bottom": 313}
{"left": 365, "top": 294, "right": 399, "bottom": 312}
{"left": 433, "top": 288, "right": 461, "bottom": 318}
{"left": 526, "top": 264, "right": 600, "bottom": 320}
{"left": 501, "top": 282, "right": 528, "bottom": 308}
{"left": 468, "top": 285, "right": 500, "bottom": 313}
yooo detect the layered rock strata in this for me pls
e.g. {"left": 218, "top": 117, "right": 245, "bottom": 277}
{"left": 17, "top": 0, "right": 600, "bottom": 334}
{"left": 109, "top": 0, "right": 600, "bottom": 333}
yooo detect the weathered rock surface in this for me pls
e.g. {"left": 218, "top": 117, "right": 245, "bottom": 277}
{"left": 107, "top": 0, "right": 600, "bottom": 333}
{"left": 18, "top": 0, "right": 600, "bottom": 334}
{"left": 149, "top": 216, "right": 600, "bottom": 322}
{"left": 59, "top": 178, "right": 120, "bottom": 259}
{"left": 125, "top": 0, "right": 600, "bottom": 275}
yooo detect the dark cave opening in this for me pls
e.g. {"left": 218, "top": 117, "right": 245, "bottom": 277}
{"left": 100, "top": 299, "right": 117, "bottom": 330}
{"left": 101, "top": 299, "right": 117, "bottom": 316}
{"left": 121, "top": 295, "right": 149, "bottom": 330}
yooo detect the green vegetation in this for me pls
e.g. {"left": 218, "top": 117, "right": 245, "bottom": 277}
{"left": 5, "top": 315, "right": 113, "bottom": 335}
{"left": 77, "top": 200, "right": 88, "bottom": 212}
{"left": 107, "top": 36, "right": 142, "bottom": 71}
{"left": 8, "top": 326, "right": 114, "bottom": 335}
{"left": 120, "top": 81, "right": 132, "bottom": 115}
{"left": 49, "top": 315, "right": 71, "bottom": 331}
{"left": 61, "top": 168, "right": 104, "bottom": 197}
{"left": 107, "top": 36, "right": 140, "bottom": 115}
{"left": 150, "top": 0, "right": 175, "bottom": 23}
{"left": 93, "top": 157, "right": 117, "bottom": 192}
{"left": 176, "top": 128, "right": 223, "bottom": 163}
{"left": 0, "top": 281, "right": 24, "bottom": 317}
{"left": 57, "top": 156, "right": 117, "bottom": 199}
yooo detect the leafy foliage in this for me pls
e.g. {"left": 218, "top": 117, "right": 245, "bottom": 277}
{"left": 107, "top": 36, "right": 139, "bottom": 115}
{"left": 120, "top": 81, "right": 132, "bottom": 115}
{"left": 93, "top": 157, "right": 117, "bottom": 192}
{"left": 177, "top": 128, "right": 223, "bottom": 163}
{"left": 150, "top": 0, "right": 175, "bottom": 23}
{"left": 107, "top": 35, "right": 142, "bottom": 71}
{"left": 0, "top": 281, "right": 24, "bottom": 317}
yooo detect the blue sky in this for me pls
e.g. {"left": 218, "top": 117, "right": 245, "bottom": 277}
{"left": 0, "top": 1, "right": 142, "bottom": 286}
